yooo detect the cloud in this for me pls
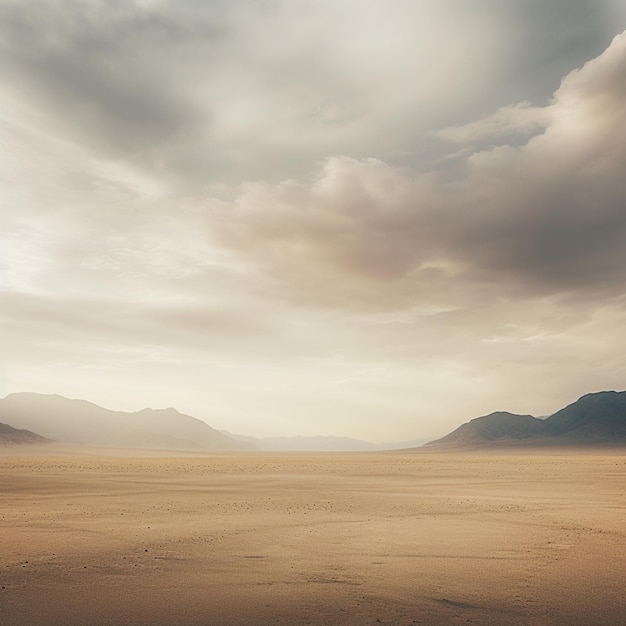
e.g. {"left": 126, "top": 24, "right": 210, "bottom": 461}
{"left": 0, "top": 0, "right": 517, "bottom": 186}
{"left": 3, "top": 1, "right": 623, "bottom": 188}
{"left": 207, "top": 31, "right": 626, "bottom": 310}
{"left": 0, "top": 0, "right": 220, "bottom": 182}
{"left": 436, "top": 102, "right": 549, "bottom": 144}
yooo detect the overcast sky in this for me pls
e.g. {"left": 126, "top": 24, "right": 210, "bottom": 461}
{"left": 2, "top": 1, "right": 626, "bottom": 441}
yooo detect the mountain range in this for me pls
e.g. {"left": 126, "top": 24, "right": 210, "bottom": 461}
{"left": 223, "top": 432, "right": 431, "bottom": 452}
{"left": 0, "top": 393, "right": 253, "bottom": 451}
{"left": 1, "top": 390, "right": 625, "bottom": 451}
{"left": 427, "top": 391, "right": 626, "bottom": 448}
{"left": 0, "top": 392, "right": 430, "bottom": 451}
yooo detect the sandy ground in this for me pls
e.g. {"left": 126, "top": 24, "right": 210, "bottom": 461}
{"left": 1, "top": 447, "right": 625, "bottom": 625}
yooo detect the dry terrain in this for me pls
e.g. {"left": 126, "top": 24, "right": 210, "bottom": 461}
{"left": 1, "top": 447, "right": 625, "bottom": 625}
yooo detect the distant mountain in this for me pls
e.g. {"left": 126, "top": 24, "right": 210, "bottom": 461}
{"left": 224, "top": 432, "right": 380, "bottom": 452}
{"left": 379, "top": 437, "right": 434, "bottom": 450}
{"left": 0, "top": 393, "right": 254, "bottom": 451}
{"left": 429, "top": 412, "right": 544, "bottom": 446}
{"left": 427, "top": 391, "right": 626, "bottom": 448}
{"left": 0, "top": 422, "right": 50, "bottom": 445}
{"left": 223, "top": 432, "right": 434, "bottom": 451}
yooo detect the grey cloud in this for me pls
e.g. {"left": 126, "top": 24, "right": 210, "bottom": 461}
{"left": 0, "top": 0, "right": 219, "bottom": 171}
{"left": 209, "top": 32, "right": 626, "bottom": 309}
{"left": 495, "top": 0, "right": 623, "bottom": 103}
{"left": 451, "top": 33, "right": 626, "bottom": 293}
{"left": 7, "top": 1, "right": 621, "bottom": 186}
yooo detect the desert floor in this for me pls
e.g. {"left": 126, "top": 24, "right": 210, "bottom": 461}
{"left": 1, "top": 448, "right": 625, "bottom": 625}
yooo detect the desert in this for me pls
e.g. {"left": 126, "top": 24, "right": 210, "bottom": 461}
{"left": 1, "top": 447, "right": 625, "bottom": 625}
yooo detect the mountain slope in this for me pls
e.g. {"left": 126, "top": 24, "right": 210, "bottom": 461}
{"left": 0, "top": 393, "right": 253, "bottom": 451}
{"left": 427, "top": 391, "right": 626, "bottom": 448}
{"left": 0, "top": 422, "right": 50, "bottom": 445}
{"left": 543, "top": 391, "right": 626, "bottom": 441}
{"left": 429, "top": 411, "right": 544, "bottom": 446}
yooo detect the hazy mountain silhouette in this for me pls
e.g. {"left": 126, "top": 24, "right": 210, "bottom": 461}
{"left": 4, "top": 390, "right": 623, "bottom": 452}
{"left": 223, "top": 432, "right": 380, "bottom": 451}
{"left": 223, "top": 431, "right": 434, "bottom": 451}
{"left": 0, "top": 393, "right": 254, "bottom": 451}
{"left": 0, "top": 422, "right": 50, "bottom": 445}
{"left": 427, "top": 391, "right": 626, "bottom": 447}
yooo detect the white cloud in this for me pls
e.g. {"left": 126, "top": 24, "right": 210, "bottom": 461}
{"left": 436, "top": 101, "right": 550, "bottom": 144}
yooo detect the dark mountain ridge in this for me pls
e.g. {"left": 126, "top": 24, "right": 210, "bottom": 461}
{"left": 543, "top": 391, "right": 626, "bottom": 440}
{"left": 430, "top": 411, "right": 544, "bottom": 446}
{"left": 428, "top": 391, "right": 626, "bottom": 447}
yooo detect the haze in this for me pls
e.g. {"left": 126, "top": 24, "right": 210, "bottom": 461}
{"left": 3, "top": 1, "right": 626, "bottom": 442}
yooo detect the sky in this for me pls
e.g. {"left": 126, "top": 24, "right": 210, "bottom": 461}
{"left": 2, "top": 0, "right": 626, "bottom": 442}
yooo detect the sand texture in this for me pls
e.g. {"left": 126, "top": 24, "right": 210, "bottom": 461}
{"left": 1, "top": 448, "right": 625, "bottom": 625}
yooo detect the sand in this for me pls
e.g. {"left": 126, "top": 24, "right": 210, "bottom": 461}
{"left": 1, "top": 447, "right": 625, "bottom": 625}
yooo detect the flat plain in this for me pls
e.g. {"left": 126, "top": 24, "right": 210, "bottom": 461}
{"left": 1, "top": 447, "right": 625, "bottom": 625}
